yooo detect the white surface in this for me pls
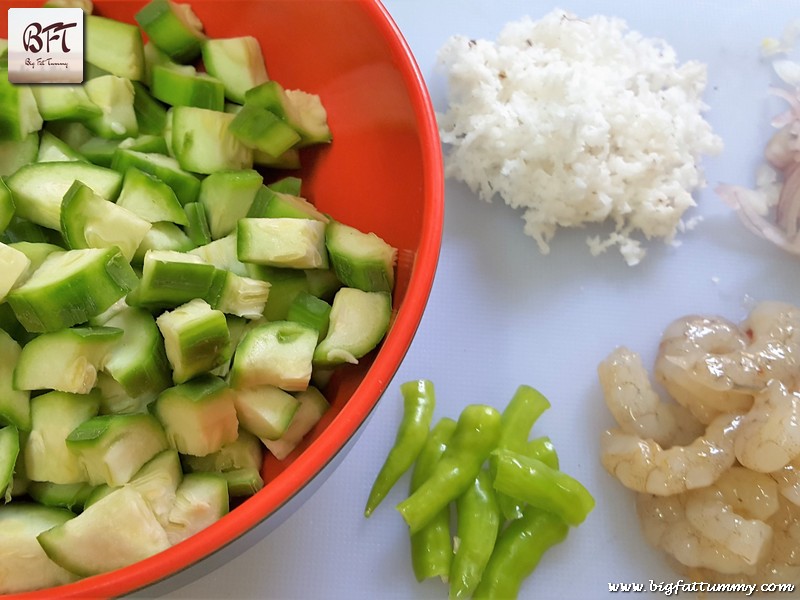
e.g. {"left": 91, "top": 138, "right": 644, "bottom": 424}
{"left": 156, "top": 2, "right": 800, "bottom": 598}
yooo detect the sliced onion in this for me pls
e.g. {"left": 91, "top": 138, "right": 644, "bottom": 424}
{"left": 768, "top": 87, "right": 800, "bottom": 128}
{"left": 719, "top": 32, "right": 800, "bottom": 256}
{"left": 717, "top": 184, "right": 800, "bottom": 254}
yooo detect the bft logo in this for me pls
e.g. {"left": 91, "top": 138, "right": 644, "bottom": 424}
{"left": 22, "top": 20, "right": 77, "bottom": 54}
{"left": 7, "top": 8, "right": 84, "bottom": 84}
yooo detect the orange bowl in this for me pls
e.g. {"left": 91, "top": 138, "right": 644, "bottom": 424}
{"left": 1, "top": 0, "right": 443, "bottom": 597}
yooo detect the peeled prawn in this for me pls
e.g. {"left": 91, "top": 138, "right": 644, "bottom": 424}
{"left": 740, "top": 301, "right": 800, "bottom": 387}
{"left": 768, "top": 497, "right": 800, "bottom": 568}
{"left": 693, "top": 499, "right": 800, "bottom": 585}
{"left": 771, "top": 455, "right": 800, "bottom": 506}
{"left": 684, "top": 467, "right": 777, "bottom": 567}
{"left": 655, "top": 315, "right": 755, "bottom": 423}
{"left": 600, "top": 413, "right": 743, "bottom": 496}
{"left": 636, "top": 492, "right": 761, "bottom": 575}
{"left": 735, "top": 379, "right": 800, "bottom": 473}
{"left": 697, "top": 465, "right": 780, "bottom": 522}
{"left": 598, "top": 346, "right": 704, "bottom": 447}
{"left": 600, "top": 301, "right": 800, "bottom": 583}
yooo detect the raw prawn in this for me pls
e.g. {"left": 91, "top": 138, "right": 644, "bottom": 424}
{"left": 598, "top": 346, "right": 704, "bottom": 447}
{"left": 655, "top": 315, "right": 755, "bottom": 423}
{"left": 600, "top": 301, "right": 800, "bottom": 585}
{"left": 636, "top": 492, "right": 761, "bottom": 575}
{"left": 600, "top": 413, "right": 743, "bottom": 496}
{"left": 771, "top": 455, "right": 800, "bottom": 506}
{"left": 684, "top": 467, "right": 777, "bottom": 567}
{"left": 683, "top": 499, "right": 800, "bottom": 586}
{"left": 735, "top": 379, "right": 800, "bottom": 473}
{"left": 739, "top": 301, "right": 800, "bottom": 387}
{"left": 767, "top": 497, "right": 800, "bottom": 571}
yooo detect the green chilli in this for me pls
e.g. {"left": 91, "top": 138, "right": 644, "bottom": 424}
{"left": 364, "top": 379, "right": 436, "bottom": 517}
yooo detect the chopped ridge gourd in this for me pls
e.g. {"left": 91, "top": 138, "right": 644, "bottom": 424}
{"left": 156, "top": 298, "right": 231, "bottom": 384}
{"left": 245, "top": 265, "right": 309, "bottom": 321}
{"left": 284, "top": 89, "right": 333, "bottom": 147}
{"left": 184, "top": 201, "right": 212, "bottom": 246}
{"left": 199, "top": 169, "right": 263, "bottom": 239}
{"left": 0, "top": 178, "right": 13, "bottom": 231}
{"left": 219, "top": 467, "right": 263, "bottom": 497}
{"left": 0, "top": 217, "right": 61, "bottom": 247}
{"left": 233, "top": 385, "right": 300, "bottom": 441}
{"left": 325, "top": 220, "right": 397, "bottom": 293}
{"left": 135, "top": 0, "right": 206, "bottom": 63}
{"left": 182, "top": 428, "right": 263, "bottom": 473}
{"left": 189, "top": 234, "right": 248, "bottom": 276}
{"left": 44, "top": 120, "right": 93, "bottom": 151}
{"left": 24, "top": 391, "right": 101, "bottom": 485}
{"left": 30, "top": 86, "right": 101, "bottom": 122}
{"left": 164, "top": 472, "right": 228, "bottom": 545}
{"left": 85, "top": 15, "right": 145, "bottom": 81}
{"left": 116, "top": 167, "right": 188, "bottom": 226}
{"left": 82, "top": 484, "right": 114, "bottom": 509}
{"left": 171, "top": 106, "right": 253, "bottom": 174}
{"left": 7, "top": 247, "right": 137, "bottom": 333}
{"left": 111, "top": 149, "right": 200, "bottom": 205}
{"left": 6, "top": 161, "right": 123, "bottom": 230}
{"left": 313, "top": 288, "right": 392, "bottom": 367}
{"left": 247, "top": 187, "right": 328, "bottom": 223}
{"left": 38, "top": 485, "right": 170, "bottom": 577}
{"left": 61, "top": 180, "right": 152, "bottom": 262}
{"left": 229, "top": 104, "right": 301, "bottom": 158}
{"left": 244, "top": 81, "right": 332, "bottom": 147}
{"left": 262, "top": 386, "right": 330, "bottom": 460}
{"left": 119, "top": 134, "right": 170, "bottom": 155}
{"left": 133, "top": 222, "right": 195, "bottom": 263}
{"left": 268, "top": 176, "right": 303, "bottom": 196}
{"left": 151, "top": 65, "right": 225, "bottom": 111}
{"left": 84, "top": 75, "right": 139, "bottom": 140}
{"left": 93, "top": 372, "right": 149, "bottom": 415}
{"left": 26, "top": 481, "right": 95, "bottom": 513}
{"left": 154, "top": 376, "right": 238, "bottom": 457}
{"left": 76, "top": 137, "right": 121, "bottom": 167}
{"left": 0, "top": 242, "right": 31, "bottom": 302}
{"left": 0, "top": 329, "right": 30, "bottom": 431}
{"left": 237, "top": 217, "right": 328, "bottom": 269}
{"left": 0, "top": 425, "right": 20, "bottom": 501}
{"left": 0, "top": 503, "right": 78, "bottom": 593}
{"left": 132, "top": 81, "right": 169, "bottom": 136}
{"left": 37, "top": 131, "right": 86, "bottom": 163}
{"left": 130, "top": 250, "right": 217, "bottom": 309}
{"left": 253, "top": 147, "right": 301, "bottom": 170}
{"left": 8, "top": 242, "right": 63, "bottom": 282}
{"left": 13, "top": 326, "right": 123, "bottom": 394}
{"left": 0, "top": 132, "right": 38, "bottom": 177}
{"left": 287, "top": 291, "right": 331, "bottom": 338}
{"left": 128, "top": 448, "right": 182, "bottom": 528}
{"left": 102, "top": 307, "right": 173, "bottom": 399}
{"left": 66, "top": 413, "right": 169, "bottom": 486}
{"left": 230, "top": 320, "right": 317, "bottom": 391}
{"left": 305, "top": 268, "right": 343, "bottom": 302}
{"left": 201, "top": 37, "right": 269, "bottom": 104}
{"left": 0, "top": 75, "right": 42, "bottom": 142}
{"left": 213, "top": 271, "right": 271, "bottom": 319}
